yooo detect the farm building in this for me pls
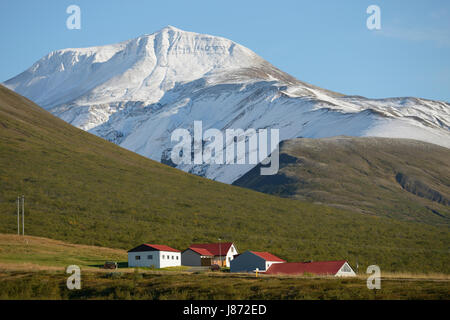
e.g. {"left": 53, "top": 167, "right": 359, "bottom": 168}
{"left": 230, "top": 251, "right": 285, "bottom": 273}
{"left": 264, "top": 260, "right": 356, "bottom": 277}
{"left": 181, "top": 247, "right": 214, "bottom": 267}
{"left": 181, "top": 242, "right": 238, "bottom": 267}
{"left": 128, "top": 244, "right": 181, "bottom": 268}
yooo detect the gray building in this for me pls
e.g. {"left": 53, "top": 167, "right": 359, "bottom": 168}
{"left": 230, "top": 250, "right": 285, "bottom": 273}
{"left": 181, "top": 247, "right": 214, "bottom": 266}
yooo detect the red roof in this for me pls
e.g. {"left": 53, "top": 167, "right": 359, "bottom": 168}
{"left": 128, "top": 244, "right": 180, "bottom": 253}
{"left": 250, "top": 251, "right": 285, "bottom": 262}
{"left": 189, "top": 242, "right": 233, "bottom": 256}
{"left": 147, "top": 244, "right": 180, "bottom": 252}
{"left": 265, "top": 260, "right": 347, "bottom": 276}
{"left": 188, "top": 247, "right": 214, "bottom": 256}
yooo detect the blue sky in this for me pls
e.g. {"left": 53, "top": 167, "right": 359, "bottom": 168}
{"left": 1, "top": 0, "right": 449, "bottom": 101}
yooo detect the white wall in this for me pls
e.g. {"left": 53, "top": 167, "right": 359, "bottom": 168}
{"left": 159, "top": 251, "right": 181, "bottom": 268}
{"left": 128, "top": 251, "right": 181, "bottom": 268}
{"left": 265, "top": 261, "right": 284, "bottom": 271}
{"left": 335, "top": 262, "right": 356, "bottom": 277}
{"left": 225, "top": 244, "right": 238, "bottom": 267}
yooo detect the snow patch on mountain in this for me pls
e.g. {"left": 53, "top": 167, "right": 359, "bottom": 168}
{"left": 4, "top": 26, "right": 450, "bottom": 183}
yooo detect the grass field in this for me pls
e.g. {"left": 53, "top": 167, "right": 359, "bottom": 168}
{"left": 0, "top": 234, "right": 127, "bottom": 271}
{"left": 1, "top": 269, "right": 449, "bottom": 300}
{"left": 0, "top": 234, "right": 448, "bottom": 300}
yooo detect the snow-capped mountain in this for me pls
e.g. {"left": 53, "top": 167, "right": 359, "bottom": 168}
{"left": 4, "top": 26, "right": 450, "bottom": 183}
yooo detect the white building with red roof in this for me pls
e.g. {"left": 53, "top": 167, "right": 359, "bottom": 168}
{"left": 230, "top": 250, "right": 286, "bottom": 273}
{"left": 181, "top": 242, "right": 238, "bottom": 267}
{"left": 128, "top": 244, "right": 181, "bottom": 268}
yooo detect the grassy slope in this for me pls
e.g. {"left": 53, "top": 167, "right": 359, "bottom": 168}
{"left": 0, "top": 85, "right": 449, "bottom": 273}
{"left": 0, "top": 234, "right": 126, "bottom": 270}
{"left": 234, "top": 137, "right": 450, "bottom": 226}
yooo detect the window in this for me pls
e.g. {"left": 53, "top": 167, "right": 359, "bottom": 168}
{"left": 231, "top": 247, "right": 234, "bottom": 253}
{"left": 172, "top": 256, "right": 174, "bottom": 260}
{"left": 135, "top": 256, "right": 140, "bottom": 260}
{"left": 162, "top": 255, "right": 165, "bottom": 259}
{"left": 176, "top": 256, "right": 179, "bottom": 260}
{"left": 342, "top": 264, "right": 352, "bottom": 272}
{"left": 147, "top": 255, "right": 153, "bottom": 260}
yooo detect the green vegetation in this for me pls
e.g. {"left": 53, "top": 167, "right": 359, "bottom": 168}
{"left": 0, "top": 235, "right": 448, "bottom": 300}
{"left": 0, "top": 234, "right": 126, "bottom": 270}
{"left": 0, "top": 85, "right": 449, "bottom": 274}
{"left": 234, "top": 136, "right": 450, "bottom": 226}
{"left": 0, "top": 270, "right": 448, "bottom": 300}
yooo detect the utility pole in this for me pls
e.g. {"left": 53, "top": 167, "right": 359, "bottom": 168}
{"left": 356, "top": 257, "right": 359, "bottom": 274}
{"left": 17, "top": 196, "right": 20, "bottom": 235}
{"left": 22, "top": 195, "right": 24, "bottom": 236}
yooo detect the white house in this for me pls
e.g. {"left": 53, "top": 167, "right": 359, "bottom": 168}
{"left": 181, "top": 242, "right": 238, "bottom": 267}
{"left": 127, "top": 244, "right": 181, "bottom": 268}
{"left": 230, "top": 251, "right": 285, "bottom": 273}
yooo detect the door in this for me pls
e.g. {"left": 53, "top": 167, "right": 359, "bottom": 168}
{"left": 201, "top": 257, "right": 212, "bottom": 266}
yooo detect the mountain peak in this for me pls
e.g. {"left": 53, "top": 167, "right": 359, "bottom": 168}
{"left": 142, "top": 25, "right": 185, "bottom": 38}
{"left": 158, "top": 25, "right": 183, "bottom": 32}
{"left": 4, "top": 26, "right": 266, "bottom": 109}
{"left": 3, "top": 27, "right": 449, "bottom": 183}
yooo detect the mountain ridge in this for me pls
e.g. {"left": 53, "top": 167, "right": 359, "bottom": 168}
{"left": 4, "top": 26, "right": 449, "bottom": 183}
{"left": 234, "top": 136, "right": 450, "bottom": 226}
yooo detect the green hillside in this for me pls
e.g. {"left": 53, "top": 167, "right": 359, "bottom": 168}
{"left": 234, "top": 137, "right": 450, "bottom": 226}
{"left": 0, "top": 85, "right": 448, "bottom": 273}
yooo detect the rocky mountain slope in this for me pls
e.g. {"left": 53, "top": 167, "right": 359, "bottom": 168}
{"left": 234, "top": 136, "right": 450, "bottom": 226}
